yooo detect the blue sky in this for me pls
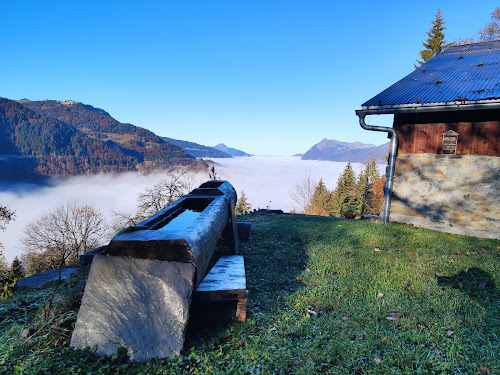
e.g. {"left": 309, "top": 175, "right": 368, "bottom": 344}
{"left": 1, "top": 1, "right": 497, "bottom": 155}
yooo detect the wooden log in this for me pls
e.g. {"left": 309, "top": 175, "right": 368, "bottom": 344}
{"left": 71, "top": 181, "right": 240, "bottom": 361}
{"left": 106, "top": 180, "right": 238, "bottom": 285}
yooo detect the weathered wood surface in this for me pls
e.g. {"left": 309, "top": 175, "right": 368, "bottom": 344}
{"left": 394, "top": 110, "right": 500, "bottom": 156}
{"left": 106, "top": 180, "right": 239, "bottom": 286}
{"left": 195, "top": 255, "right": 246, "bottom": 299}
{"left": 72, "top": 181, "right": 241, "bottom": 361}
{"left": 193, "top": 255, "right": 247, "bottom": 322}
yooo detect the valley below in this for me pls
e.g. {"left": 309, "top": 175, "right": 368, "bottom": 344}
{"left": 0, "top": 156, "right": 374, "bottom": 262}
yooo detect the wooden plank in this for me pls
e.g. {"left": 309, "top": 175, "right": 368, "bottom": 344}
{"left": 425, "top": 123, "right": 432, "bottom": 153}
{"left": 418, "top": 124, "right": 426, "bottom": 153}
{"left": 394, "top": 112, "right": 499, "bottom": 157}
{"left": 192, "top": 255, "right": 247, "bottom": 322}
{"left": 478, "top": 123, "right": 488, "bottom": 155}
{"left": 485, "top": 122, "right": 492, "bottom": 156}
{"left": 492, "top": 121, "right": 500, "bottom": 156}
{"left": 236, "top": 296, "right": 248, "bottom": 322}
{"left": 195, "top": 255, "right": 246, "bottom": 303}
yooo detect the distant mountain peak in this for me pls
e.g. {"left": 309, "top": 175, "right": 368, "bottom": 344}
{"left": 213, "top": 143, "right": 252, "bottom": 157}
{"left": 162, "top": 138, "right": 232, "bottom": 158}
{"left": 302, "top": 138, "right": 389, "bottom": 164}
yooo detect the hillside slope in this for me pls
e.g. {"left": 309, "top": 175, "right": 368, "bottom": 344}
{"left": 0, "top": 98, "right": 137, "bottom": 179}
{"left": 18, "top": 99, "right": 196, "bottom": 172}
{"left": 1, "top": 214, "right": 498, "bottom": 374}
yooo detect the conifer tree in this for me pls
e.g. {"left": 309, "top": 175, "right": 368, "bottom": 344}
{"left": 0, "top": 256, "right": 8, "bottom": 289}
{"left": 358, "top": 160, "right": 383, "bottom": 216}
{"left": 9, "top": 256, "right": 25, "bottom": 280}
{"left": 309, "top": 178, "right": 330, "bottom": 216}
{"left": 235, "top": 191, "right": 252, "bottom": 215}
{"left": 415, "top": 10, "right": 453, "bottom": 68}
{"left": 330, "top": 163, "right": 359, "bottom": 217}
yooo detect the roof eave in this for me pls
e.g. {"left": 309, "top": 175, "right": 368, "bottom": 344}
{"left": 356, "top": 100, "right": 500, "bottom": 116}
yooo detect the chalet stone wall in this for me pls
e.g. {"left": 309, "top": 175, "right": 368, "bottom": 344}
{"left": 390, "top": 154, "right": 499, "bottom": 239}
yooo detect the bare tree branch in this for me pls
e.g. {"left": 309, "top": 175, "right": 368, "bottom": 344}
{"left": 21, "top": 199, "right": 107, "bottom": 273}
{"left": 290, "top": 174, "right": 317, "bottom": 214}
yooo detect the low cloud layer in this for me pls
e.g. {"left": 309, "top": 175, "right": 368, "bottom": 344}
{"left": 0, "top": 157, "right": 370, "bottom": 263}
{"left": 212, "top": 156, "right": 365, "bottom": 211}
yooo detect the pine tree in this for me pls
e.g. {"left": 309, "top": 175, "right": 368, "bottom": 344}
{"left": 415, "top": 10, "right": 453, "bottom": 68}
{"left": 358, "top": 160, "right": 383, "bottom": 216}
{"left": 330, "top": 163, "right": 359, "bottom": 217}
{"left": 9, "top": 256, "right": 25, "bottom": 280}
{"left": 309, "top": 178, "right": 330, "bottom": 216}
{"left": 0, "top": 256, "right": 8, "bottom": 289}
{"left": 235, "top": 191, "right": 252, "bottom": 215}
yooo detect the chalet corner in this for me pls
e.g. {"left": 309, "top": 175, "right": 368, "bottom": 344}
{"left": 356, "top": 41, "right": 500, "bottom": 239}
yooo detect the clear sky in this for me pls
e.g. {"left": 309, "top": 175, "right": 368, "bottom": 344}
{"left": 1, "top": 1, "right": 497, "bottom": 155}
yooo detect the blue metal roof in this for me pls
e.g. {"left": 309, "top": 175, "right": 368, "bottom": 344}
{"left": 361, "top": 41, "right": 500, "bottom": 110}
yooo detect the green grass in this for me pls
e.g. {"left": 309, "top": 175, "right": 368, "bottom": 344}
{"left": 1, "top": 215, "right": 499, "bottom": 374}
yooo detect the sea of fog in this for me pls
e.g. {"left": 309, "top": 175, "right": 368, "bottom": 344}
{"left": 0, "top": 156, "right": 373, "bottom": 262}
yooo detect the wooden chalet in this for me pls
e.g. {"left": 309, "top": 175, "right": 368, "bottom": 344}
{"left": 357, "top": 41, "right": 500, "bottom": 238}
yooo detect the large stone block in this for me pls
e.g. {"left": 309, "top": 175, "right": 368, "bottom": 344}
{"left": 471, "top": 193, "right": 486, "bottom": 201}
{"left": 391, "top": 203, "right": 426, "bottom": 218}
{"left": 395, "top": 158, "right": 414, "bottom": 173}
{"left": 71, "top": 255, "right": 196, "bottom": 361}
{"left": 441, "top": 181, "right": 456, "bottom": 192}
{"left": 450, "top": 214, "right": 467, "bottom": 222}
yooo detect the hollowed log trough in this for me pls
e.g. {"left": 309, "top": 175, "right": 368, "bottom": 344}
{"left": 71, "top": 181, "right": 239, "bottom": 362}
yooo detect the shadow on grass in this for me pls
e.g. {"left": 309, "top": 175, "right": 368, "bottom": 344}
{"left": 183, "top": 214, "right": 311, "bottom": 351}
{"left": 437, "top": 268, "right": 498, "bottom": 309}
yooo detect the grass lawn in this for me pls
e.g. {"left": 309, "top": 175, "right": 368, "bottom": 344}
{"left": 1, "top": 214, "right": 498, "bottom": 374}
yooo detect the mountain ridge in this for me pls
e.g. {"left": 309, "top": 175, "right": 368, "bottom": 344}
{"left": 162, "top": 137, "right": 232, "bottom": 158}
{"left": 213, "top": 143, "right": 253, "bottom": 157}
{"left": 0, "top": 98, "right": 202, "bottom": 181}
{"left": 302, "top": 139, "right": 389, "bottom": 163}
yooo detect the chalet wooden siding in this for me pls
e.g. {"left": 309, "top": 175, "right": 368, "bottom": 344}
{"left": 393, "top": 110, "right": 500, "bottom": 156}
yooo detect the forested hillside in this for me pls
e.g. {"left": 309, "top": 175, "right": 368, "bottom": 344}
{"left": 0, "top": 98, "right": 200, "bottom": 180}
{"left": 19, "top": 99, "right": 195, "bottom": 172}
